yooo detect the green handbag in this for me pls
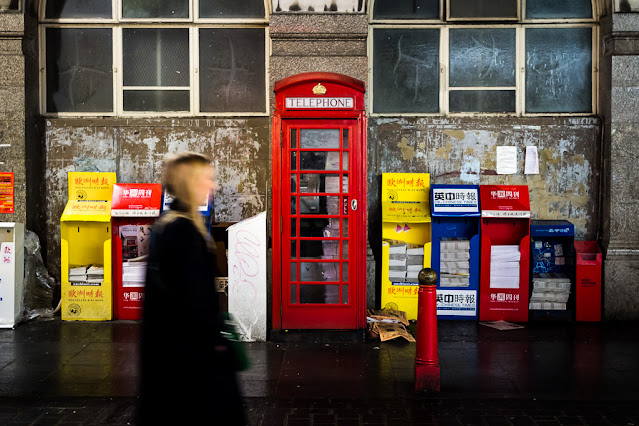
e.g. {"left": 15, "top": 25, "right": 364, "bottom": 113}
{"left": 217, "top": 312, "right": 250, "bottom": 372}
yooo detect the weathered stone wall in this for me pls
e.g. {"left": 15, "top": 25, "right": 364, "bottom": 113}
{"left": 44, "top": 118, "right": 270, "bottom": 278}
{"left": 0, "top": 12, "right": 26, "bottom": 224}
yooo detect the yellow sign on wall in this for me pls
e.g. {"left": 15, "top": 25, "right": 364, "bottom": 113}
{"left": 382, "top": 173, "right": 431, "bottom": 223}
{"left": 68, "top": 172, "right": 116, "bottom": 202}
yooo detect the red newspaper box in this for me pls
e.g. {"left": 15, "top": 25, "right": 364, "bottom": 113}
{"left": 480, "top": 185, "right": 531, "bottom": 322}
{"left": 111, "top": 184, "right": 162, "bottom": 320}
{"left": 574, "top": 241, "right": 602, "bottom": 322}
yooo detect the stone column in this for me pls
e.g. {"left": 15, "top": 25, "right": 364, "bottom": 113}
{"left": 601, "top": 11, "right": 639, "bottom": 319}
{"left": 0, "top": 11, "right": 26, "bottom": 224}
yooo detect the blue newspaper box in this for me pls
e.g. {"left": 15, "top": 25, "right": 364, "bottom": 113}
{"left": 430, "top": 185, "right": 480, "bottom": 320}
{"left": 161, "top": 189, "right": 213, "bottom": 233}
{"left": 529, "top": 220, "right": 575, "bottom": 321}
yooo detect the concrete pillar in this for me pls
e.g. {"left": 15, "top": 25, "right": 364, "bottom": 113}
{"left": 0, "top": 11, "right": 25, "bottom": 224}
{"left": 601, "top": 11, "right": 639, "bottom": 319}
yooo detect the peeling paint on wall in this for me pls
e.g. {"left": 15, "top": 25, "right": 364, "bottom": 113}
{"left": 44, "top": 118, "right": 270, "bottom": 279}
{"left": 369, "top": 116, "right": 600, "bottom": 240}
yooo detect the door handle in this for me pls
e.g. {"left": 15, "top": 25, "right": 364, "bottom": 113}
{"left": 351, "top": 199, "right": 358, "bottom": 211}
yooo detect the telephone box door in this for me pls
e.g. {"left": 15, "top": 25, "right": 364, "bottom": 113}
{"left": 272, "top": 73, "right": 367, "bottom": 330}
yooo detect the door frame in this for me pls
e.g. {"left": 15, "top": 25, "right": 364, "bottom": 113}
{"left": 271, "top": 72, "right": 367, "bottom": 330}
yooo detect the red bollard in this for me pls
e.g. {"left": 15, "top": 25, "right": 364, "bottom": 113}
{"left": 415, "top": 268, "right": 440, "bottom": 392}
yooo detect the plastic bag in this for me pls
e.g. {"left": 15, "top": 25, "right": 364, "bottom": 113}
{"left": 23, "top": 230, "right": 57, "bottom": 320}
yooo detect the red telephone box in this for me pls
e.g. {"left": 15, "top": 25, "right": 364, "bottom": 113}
{"left": 272, "top": 72, "right": 367, "bottom": 330}
{"left": 111, "top": 183, "right": 162, "bottom": 320}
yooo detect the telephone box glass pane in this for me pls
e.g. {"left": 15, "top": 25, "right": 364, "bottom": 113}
{"left": 291, "top": 219, "right": 297, "bottom": 237}
{"left": 300, "top": 218, "right": 330, "bottom": 237}
{"left": 300, "top": 129, "right": 340, "bottom": 149}
{"left": 299, "top": 196, "right": 340, "bottom": 215}
{"left": 291, "top": 129, "right": 297, "bottom": 148}
{"left": 290, "top": 263, "right": 297, "bottom": 281}
{"left": 300, "top": 262, "right": 339, "bottom": 282}
{"left": 300, "top": 152, "right": 341, "bottom": 171}
{"left": 300, "top": 241, "right": 339, "bottom": 259}
{"left": 342, "top": 263, "right": 349, "bottom": 281}
{"left": 291, "top": 152, "right": 297, "bottom": 170}
{"left": 343, "top": 129, "right": 349, "bottom": 149}
{"left": 342, "top": 285, "right": 349, "bottom": 304}
{"left": 291, "top": 285, "right": 297, "bottom": 303}
{"left": 290, "top": 241, "right": 297, "bottom": 259}
{"left": 299, "top": 174, "right": 342, "bottom": 193}
{"left": 291, "top": 197, "right": 297, "bottom": 214}
{"left": 342, "top": 153, "right": 349, "bottom": 171}
{"left": 342, "top": 219, "right": 348, "bottom": 237}
{"left": 342, "top": 241, "right": 349, "bottom": 260}
{"left": 300, "top": 285, "right": 339, "bottom": 304}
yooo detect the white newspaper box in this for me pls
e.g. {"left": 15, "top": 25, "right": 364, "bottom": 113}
{"left": 227, "top": 212, "right": 267, "bottom": 342}
{"left": 0, "top": 223, "right": 24, "bottom": 328}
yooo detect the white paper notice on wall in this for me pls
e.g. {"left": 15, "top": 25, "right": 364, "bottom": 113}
{"left": 496, "top": 146, "right": 518, "bottom": 175}
{"left": 227, "top": 212, "right": 267, "bottom": 342}
{"left": 525, "top": 146, "right": 540, "bottom": 175}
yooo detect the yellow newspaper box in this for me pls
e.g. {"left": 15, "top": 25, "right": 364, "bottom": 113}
{"left": 61, "top": 172, "right": 116, "bottom": 321}
{"left": 381, "top": 173, "right": 431, "bottom": 320}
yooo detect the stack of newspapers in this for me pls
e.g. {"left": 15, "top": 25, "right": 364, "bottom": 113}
{"left": 388, "top": 243, "right": 424, "bottom": 283}
{"left": 529, "top": 273, "right": 571, "bottom": 310}
{"left": 69, "top": 265, "right": 104, "bottom": 284}
{"left": 490, "top": 245, "right": 521, "bottom": 288}
{"left": 439, "top": 238, "right": 470, "bottom": 287}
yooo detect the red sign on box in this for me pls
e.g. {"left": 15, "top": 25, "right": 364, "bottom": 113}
{"left": 0, "top": 172, "right": 14, "bottom": 213}
{"left": 480, "top": 185, "right": 530, "bottom": 218}
{"left": 111, "top": 184, "right": 162, "bottom": 217}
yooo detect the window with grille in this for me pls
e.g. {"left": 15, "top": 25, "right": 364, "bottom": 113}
{"left": 371, "top": 0, "right": 597, "bottom": 115}
{"left": 40, "top": 0, "right": 268, "bottom": 116}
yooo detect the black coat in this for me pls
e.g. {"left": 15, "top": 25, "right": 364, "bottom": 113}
{"left": 138, "top": 209, "right": 244, "bottom": 425}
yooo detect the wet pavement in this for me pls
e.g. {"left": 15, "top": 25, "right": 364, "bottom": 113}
{"left": 0, "top": 319, "right": 638, "bottom": 425}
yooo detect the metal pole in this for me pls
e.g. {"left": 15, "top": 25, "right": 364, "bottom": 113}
{"left": 415, "top": 267, "right": 440, "bottom": 392}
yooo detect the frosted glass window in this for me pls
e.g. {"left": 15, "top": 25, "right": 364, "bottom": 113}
{"left": 448, "top": 0, "right": 518, "bottom": 19}
{"left": 525, "top": 28, "right": 592, "bottom": 113}
{"left": 200, "top": 0, "right": 265, "bottom": 18}
{"left": 526, "top": 0, "right": 592, "bottom": 19}
{"left": 373, "top": 0, "right": 439, "bottom": 19}
{"left": 123, "top": 90, "right": 190, "bottom": 111}
{"left": 45, "top": 28, "right": 113, "bottom": 113}
{"left": 449, "top": 28, "right": 516, "bottom": 87}
{"left": 449, "top": 90, "right": 515, "bottom": 113}
{"left": 122, "top": 0, "right": 189, "bottom": 19}
{"left": 300, "top": 129, "right": 340, "bottom": 149}
{"left": 45, "top": 0, "right": 112, "bottom": 19}
{"left": 373, "top": 28, "right": 440, "bottom": 113}
{"left": 199, "top": 28, "right": 266, "bottom": 113}
{"left": 123, "top": 28, "right": 189, "bottom": 87}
